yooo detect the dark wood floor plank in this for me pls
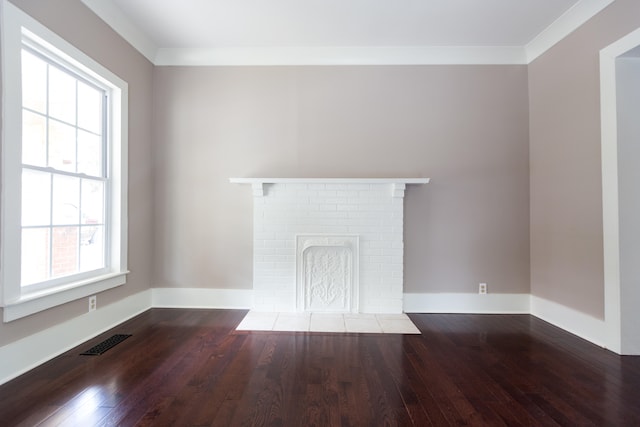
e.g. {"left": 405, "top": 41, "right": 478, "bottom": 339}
{"left": 2, "top": 310, "right": 640, "bottom": 426}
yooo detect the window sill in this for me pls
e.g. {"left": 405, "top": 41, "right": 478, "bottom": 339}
{"left": 2, "top": 271, "right": 129, "bottom": 322}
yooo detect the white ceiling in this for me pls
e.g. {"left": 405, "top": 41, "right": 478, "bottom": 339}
{"left": 81, "top": 0, "right": 615, "bottom": 65}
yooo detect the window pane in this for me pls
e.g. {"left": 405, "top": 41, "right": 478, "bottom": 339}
{"left": 80, "top": 226, "right": 103, "bottom": 272}
{"left": 52, "top": 175, "right": 80, "bottom": 225}
{"left": 77, "top": 82, "right": 102, "bottom": 134}
{"left": 21, "top": 50, "right": 47, "bottom": 114}
{"left": 77, "top": 130, "right": 102, "bottom": 176}
{"left": 81, "top": 179, "right": 104, "bottom": 224}
{"left": 49, "top": 119, "right": 76, "bottom": 171}
{"left": 22, "top": 169, "right": 51, "bottom": 226}
{"left": 21, "top": 228, "right": 51, "bottom": 285}
{"left": 51, "top": 226, "right": 78, "bottom": 278}
{"left": 48, "top": 66, "right": 76, "bottom": 124}
{"left": 22, "top": 110, "right": 47, "bottom": 166}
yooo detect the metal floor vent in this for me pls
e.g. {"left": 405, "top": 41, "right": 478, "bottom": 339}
{"left": 80, "top": 334, "right": 132, "bottom": 356}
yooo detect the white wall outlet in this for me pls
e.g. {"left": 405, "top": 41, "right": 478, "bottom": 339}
{"left": 479, "top": 283, "right": 488, "bottom": 294}
{"left": 89, "top": 295, "right": 97, "bottom": 312}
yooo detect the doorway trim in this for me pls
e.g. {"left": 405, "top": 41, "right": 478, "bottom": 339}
{"left": 600, "top": 27, "right": 640, "bottom": 355}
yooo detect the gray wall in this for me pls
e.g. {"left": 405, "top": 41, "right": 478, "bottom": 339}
{"left": 6, "top": 0, "right": 634, "bottom": 351}
{"left": 0, "top": 0, "right": 155, "bottom": 346}
{"left": 153, "top": 65, "right": 531, "bottom": 295}
{"left": 529, "top": 0, "right": 640, "bottom": 319}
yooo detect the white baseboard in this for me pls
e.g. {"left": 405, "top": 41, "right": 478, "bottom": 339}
{"left": 530, "top": 295, "right": 606, "bottom": 348}
{"left": 0, "top": 289, "right": 152, "bottom": 386}
{"left": 0, "top": 288, "right": 609, "bottom": 386}
{"left": 403, "top": 293, "right": 530, "bottom": 314}
{"left": 152, "top": 287, "right": 253, "bottom": 309}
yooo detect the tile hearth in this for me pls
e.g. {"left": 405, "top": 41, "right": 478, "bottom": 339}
{"left": 236, "top": 311, "right": 420, "bottom": 334}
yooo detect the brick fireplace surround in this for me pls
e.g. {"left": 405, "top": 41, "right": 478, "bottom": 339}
{"left": 230, "top": 178, "right": 429, "bottom": 314}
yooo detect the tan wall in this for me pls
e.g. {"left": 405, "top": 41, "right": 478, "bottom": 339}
{"left": 153, "top": 65, "right": 531, "bottom": 295}
{"left": 0, "top": 0, "right": 155, "bottom": 346}
{"left": 529, "top": 0, "right": 640, "bottom": 319}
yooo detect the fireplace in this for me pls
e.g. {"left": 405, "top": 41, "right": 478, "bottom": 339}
{"left": 230, "top": 178, "right": 429, "bottom": 313}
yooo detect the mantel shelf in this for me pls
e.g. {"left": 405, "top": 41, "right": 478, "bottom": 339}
{"left": 229, "top": 177, "right": 430, "bottom": 185}
{"left": 230, "top": 177, "right": 429, "bottom": 197}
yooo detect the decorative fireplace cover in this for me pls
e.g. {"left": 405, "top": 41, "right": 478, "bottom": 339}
{"left": 297, "top": 235, "right": 359, "bottom": 313}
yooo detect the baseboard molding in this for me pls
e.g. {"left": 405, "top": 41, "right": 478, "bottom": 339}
{"left": 0, "top": 289, "right": 152, "bottom": 386}
{"left": 152, "top": 287, "right": 253, "bottom": 309}
{"left": 530, "top": 295, "right": 606, "bottom": 348}
{"left": 0, "top": 288, "right": 609, "bottom": 386}
{"left": 403, "top": 293, "right": 530, "bottom": 314}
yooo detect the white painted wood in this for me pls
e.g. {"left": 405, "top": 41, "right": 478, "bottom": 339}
{"left": 530, "top": 296, "right": 606, "bottom": 348}
{"left": 151, "top": 288, "right": 253, "bottom": 309}
{"left": 0, "top": 290, "right": 152, "bottom": 386}
{"left": 0, "top": 1, "right": 129, "bottom": 321}
{"left": 600, "top": 28, "right": 640, "bottom": 355}
{"left": 230, "top": 177, "right": 430, "bottom": 185}
{"left": 1, "top": 288, "right": 619, "bottom": 386}
{"left": 80, "top": 0, "right": 157, "bottom": 63}
{"left": 155, "top": 46, "right": 527, "bottom": 66}
{"left": 526, "top": 0, "right": 614, "bottom": 62}
{"left": 3, "top": 273, "right": 128, "bottom": 322}
{"left": 81, "top": 0, "right": 608, "bottom": 65}
{"left": 403, "top": 293, "right": 530, "bottom": 314}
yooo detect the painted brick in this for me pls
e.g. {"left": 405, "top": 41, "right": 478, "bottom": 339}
{"left": 307, "top": 184, "right": 326, "bottom": 190}
{"left": 337, "top": 204, "right": 359, "bottom": 212}
{"left": 324, "top": 184, "right": 350, "bottom": 190}
{"left": 265, "top": 240, "right": 288, "bottom": 249}
{"left": 383, "top": 248, "right": 404, "bottom": 257}
{"left": 251, "top": 182, "right": 408, "bottom": 313}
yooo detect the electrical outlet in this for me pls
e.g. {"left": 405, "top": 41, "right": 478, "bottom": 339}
{"left": 89, "top": 295, "right": 97, "bottom": 312}
{"left": 479, "top": 283, "right": 488, "bottom": 294}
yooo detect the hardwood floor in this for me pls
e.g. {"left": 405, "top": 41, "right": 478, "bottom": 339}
{"left": 1, "top": 309, "right": 640, "bottom": 426}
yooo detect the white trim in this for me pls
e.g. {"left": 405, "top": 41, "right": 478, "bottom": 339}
{"left": 80, "top": 0, "right": 613, "bottom": 66}
{"left": 0, "top": 0, "right": 23, "bottom": 307}
{"left": 0, "top": 288, "right": 621, "bottom": 385}
{"left": 526, "top": 0, "right": 615, "bottom": 63}
{"left": 402, "top": 293, "right": 530, "bottom": 314}
{"left": 229, "top": 177, "right": 430, "bottom": 185}
{"left": 230, "top": 177, "right": 430, "bottom": 198}
{"left": 600, "top": 39, "right": 623, "bottom": 354}
{"left": 600, "top": 27, "right": 640, "bottom": 355}
{"left": 152, "top": 288, "right": 253, "bottom": 309}
{"left": 154, "top": 46, "right": 527, "bottom": 66}
{"left": 80, "top": 0, "right": 156, "bottom": 63}
{"left": 0, "top": 1, "right": 129, "bottom": 321}
{"left": 0, "top": 289, "right": 151, "bottom": 386}
{"left": 3, "top": 272, "right": 127, "bottom": 322}
{"left": 530, "top": 295, "right": 606, "bottom": 348}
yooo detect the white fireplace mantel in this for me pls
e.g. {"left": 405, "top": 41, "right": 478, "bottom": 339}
{"left": 229, "top": 177, "right": 430, "bottom": 197}
{"left": 230, "top": 177, "right": 429, "bottom": 313}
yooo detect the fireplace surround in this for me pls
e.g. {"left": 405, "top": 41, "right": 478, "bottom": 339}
{"left": 230, "top": 178, "right": 429, "bottom": 313}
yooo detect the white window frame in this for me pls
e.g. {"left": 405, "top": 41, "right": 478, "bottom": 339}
{"left": 1, "top": 0, "right": 128, "bottom": 322}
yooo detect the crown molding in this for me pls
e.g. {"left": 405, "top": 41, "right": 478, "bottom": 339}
{"left": 81, "top": 0, "right": 614, "bottom": 66}
{"left": 526, "top": 0, "right": 615, "bottom": 63}
{"left": 81, "top": 0, "right": 157, "bottom": 63}
{"left": 153, "top": 46, "right": 526, "bottom": 66}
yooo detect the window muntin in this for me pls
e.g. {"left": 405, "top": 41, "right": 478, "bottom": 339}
{"left": 1, "top": 0, "right": 128, "bottom": 322}
{"left": 20, "top": 47, "right": 108, "bottom": 290}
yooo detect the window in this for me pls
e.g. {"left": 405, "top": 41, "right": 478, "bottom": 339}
{"left": 21, "top": 47, "right": 108, "bottom": 289}
{"left": 1, "top": 1, "right": 128, "bottom": 321}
